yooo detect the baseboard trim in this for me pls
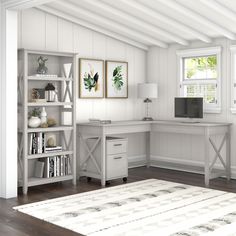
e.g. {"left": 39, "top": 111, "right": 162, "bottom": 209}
{"left": 127, "top": 154, "right": 236, "bottom": 180}
{"left": 150, "top": 155, "right": 236, "bottom": 179}
{"left": 128, "top": 155, "right": 146, "bottom": 168}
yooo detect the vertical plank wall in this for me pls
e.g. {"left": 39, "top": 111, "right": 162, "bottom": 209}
{"left": 148, "top": 38, "right": 236, "bottom": 178}
{"left": 18, "top": 8, "right": 236, "bottom": 177}
{"left": 17, "top": 8, "right": 147, "bottom": 166}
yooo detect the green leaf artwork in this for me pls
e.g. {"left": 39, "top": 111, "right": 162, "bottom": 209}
{"left": 112, "top": 65, "right": 124, "bottom": 91}
{"left": 83, "top": 64, "right": 99, "bottom": 92}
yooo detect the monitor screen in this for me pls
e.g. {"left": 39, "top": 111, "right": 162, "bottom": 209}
{"left": 175, "top": 97, "right": 203, "bottom": 118}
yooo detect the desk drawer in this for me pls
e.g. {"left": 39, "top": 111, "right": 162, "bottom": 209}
{"left": 107, "top": 139, "right": 127, "bottom": 155}
{"left": 106, "top": 153, "right": 128, "bottom": 180}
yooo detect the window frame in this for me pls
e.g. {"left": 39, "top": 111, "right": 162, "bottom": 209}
{"left": 177, "top": 46, "right": 222, "bottom": 113}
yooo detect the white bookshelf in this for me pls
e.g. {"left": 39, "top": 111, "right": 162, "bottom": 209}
{"left": 18, "top": 49, "right": 77, "bottom": 194}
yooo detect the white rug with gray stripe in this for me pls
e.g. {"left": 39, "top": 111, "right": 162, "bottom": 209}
{"left": 14, "top": 179, "right": 236, "bottom": 236}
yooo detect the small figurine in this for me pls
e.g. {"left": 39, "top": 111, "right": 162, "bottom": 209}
{"left": 45, "top": 83, "right": 55, "bottom": 102}
{"left": 37, "top": 56, "right": 48, "bottom": 74}
{"left": 40, "top": 107, "right": 47, "bottom": 124}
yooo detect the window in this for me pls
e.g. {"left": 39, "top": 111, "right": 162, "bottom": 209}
{"left": 177, "top": 47, "right": 221, "bottom": 113}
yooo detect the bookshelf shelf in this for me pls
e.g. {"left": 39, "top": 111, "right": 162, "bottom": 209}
{"left": 27, "top": 76, "right": 73, "bottom": 82}
{"left": 18, "top": 49, "right": 77, "bottom": 194}
{"left": 28, "top": 102, "right": 73, "bottom": 107}
{"left": 27, "top": 126, "right": 73, "bottom": 133}
{"left": 28, "top": 175, "right": 73, "bottom": 187}
{"left": 27, "top": 151, "right": 73, "bottom": 159}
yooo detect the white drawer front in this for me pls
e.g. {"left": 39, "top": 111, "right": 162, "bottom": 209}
{"left": 106, "top": 154, "right": 128, "bottom": 180}
{"left": 106, "top": 140, "right": 127, "bottom": 155}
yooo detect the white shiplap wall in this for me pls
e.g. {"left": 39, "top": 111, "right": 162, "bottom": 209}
{"left": 18, "top": 8, "right": 147, "bottom": 165}
{"left": 18, "top": 8, "right": 146, "bottom": 122}
{"left": 148, "top": 38, "right": 236, "bottom": 177}
{"left": 19, "top": 8, "right": 236, "bottom": 178}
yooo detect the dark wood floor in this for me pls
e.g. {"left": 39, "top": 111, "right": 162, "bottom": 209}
{"left": 2, "top": 167, "right": 236, "bottom": 236}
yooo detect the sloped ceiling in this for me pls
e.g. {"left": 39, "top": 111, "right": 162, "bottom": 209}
{"left": 37, "top": 0, "right": 236, "bottom": 50}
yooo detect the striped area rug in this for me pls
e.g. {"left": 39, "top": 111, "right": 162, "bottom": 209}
{"left": 14, "top": 179, "right": 236, "bottom": 236}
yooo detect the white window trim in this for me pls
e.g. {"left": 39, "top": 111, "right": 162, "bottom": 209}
{"left": 177, "top": 46, "right": 222, "bottom": 114}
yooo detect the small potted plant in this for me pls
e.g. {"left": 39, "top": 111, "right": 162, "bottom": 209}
{"left": 28, "top": 108, "right": 41, "bottom": 128}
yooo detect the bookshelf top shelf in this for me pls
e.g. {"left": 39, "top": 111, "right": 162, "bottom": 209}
{"left": 27, "top": 76, "right": 73, "bottom": 82}
{"left": 28, "top": 102, "right": 73, "bottom": 107}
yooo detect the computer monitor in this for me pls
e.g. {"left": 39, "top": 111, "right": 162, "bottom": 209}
{"left": 175, "top": 97, "right": 203, "bottom": 119}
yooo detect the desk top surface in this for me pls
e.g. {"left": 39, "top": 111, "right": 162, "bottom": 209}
{"left": 77, "top": 120, "right": 232, "bottom": 127}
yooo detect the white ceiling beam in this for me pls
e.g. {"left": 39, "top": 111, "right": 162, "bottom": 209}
{"left": 50, "top": 1, "right": 168, "bottom": 48}
{"left": 158, "top": 0, "right": 236, "bottom": 40}
{"left": 200, "top": 0, "right": 236, "bottom": 23}
{"left": 36, "top": 5, "right": 149, "bottom": 51}
{"left": 2, "top": 0, "right": 56, "bottom": 10}
{"left": 125, "top": 0, "right": 211, "bottom": 43}
{"left": 80, "top": 0, "right": 188, "bottom": 46}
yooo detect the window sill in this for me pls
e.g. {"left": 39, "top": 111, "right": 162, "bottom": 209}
{"left": 204, "top": 107, "right": 221, "bottom": 114}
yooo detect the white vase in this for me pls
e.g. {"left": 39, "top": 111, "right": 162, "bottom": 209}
{"left": 40, "top": 107, "right": 47, "bottom": 124}
{"left": 28, "top": 116, "right": 41, "bottom": 128}
{"left": 63, "top": 63, "right": 72, "bottom": 78}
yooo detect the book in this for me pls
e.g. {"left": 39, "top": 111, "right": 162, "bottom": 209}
{"left": 42, "top": 133, "right": 45, "bottom": 153}
{"left": 49, "top": 157, "right": 55, "bottom": 177}
{"left": 65, "top": 156, "right": 68, "bottom": 175}
{"left": 44, "top": 158, "right": 50, "bottom": 178}
{"left": 45, "top": 146, "right": 62, "bottom": 153}
{"left": 61, "top": 156, "right": 65, "bottom": 176}
{"left": 34, "top": 161, "right": 45, "bottom": 178}
{"left": 67, "top": 156, "right": 72, "bottom": 175}
{"left": 56, "top": 156, "right": 60, "bottom": 177}
{"left": 37, "top": 133, "right": 40, "bottom": 154}
{"left": 32, "top": 133, "right": 37, "bottom": 154}
{"left": 29, "top": 133, "right": 33, "bottom": 154}
{"left": 54, "top": 156, "right": 57, "bottom": 177}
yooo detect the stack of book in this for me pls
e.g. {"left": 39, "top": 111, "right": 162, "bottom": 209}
{"left": 29, "top": 132, "right": 46, "bottom": 154}
{"left": 36, "top": 155, "right": 71, "bottom": 178}
{"left": 45, "top": 146, "right": 62, "bottom": 153}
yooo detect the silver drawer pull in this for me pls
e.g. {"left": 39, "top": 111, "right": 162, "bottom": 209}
{"left": 114, "top": 144, "right": 122, "bottom": 146}
{"left": 114, "top": 156, "right": 122, "bottom": 160}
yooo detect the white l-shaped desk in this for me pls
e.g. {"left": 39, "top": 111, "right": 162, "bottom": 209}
{"left": 77, "top": 120, "right": 231, "bottom": 187}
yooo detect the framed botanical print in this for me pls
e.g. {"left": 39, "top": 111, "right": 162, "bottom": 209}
{"left": 105, "top": 61, "right": 128, "bottom": 98}
{"left": 79, "top": 58, "right": 104, "bottom": 98}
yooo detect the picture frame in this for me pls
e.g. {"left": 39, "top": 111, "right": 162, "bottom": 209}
{"left": 31, "top": 88, "right": 46, "bottom": 102}
{"left": 79, "top": 58, "right": 104, "bottom": 98}
{"left": 105, "top": 60, "right": 128, "bottom": 98}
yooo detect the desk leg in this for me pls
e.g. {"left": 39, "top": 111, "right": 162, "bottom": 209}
{"left": 226, "top": 127, "right": 231, "bottom": 181}
{"left": 146, "top": 132, "right": 151, "bottom": 168}
{"left": 204, "top": 129, "right": 210, "bottom": 187}
{"left": 101, "top": 134, "right": 106, "bottom": 187}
